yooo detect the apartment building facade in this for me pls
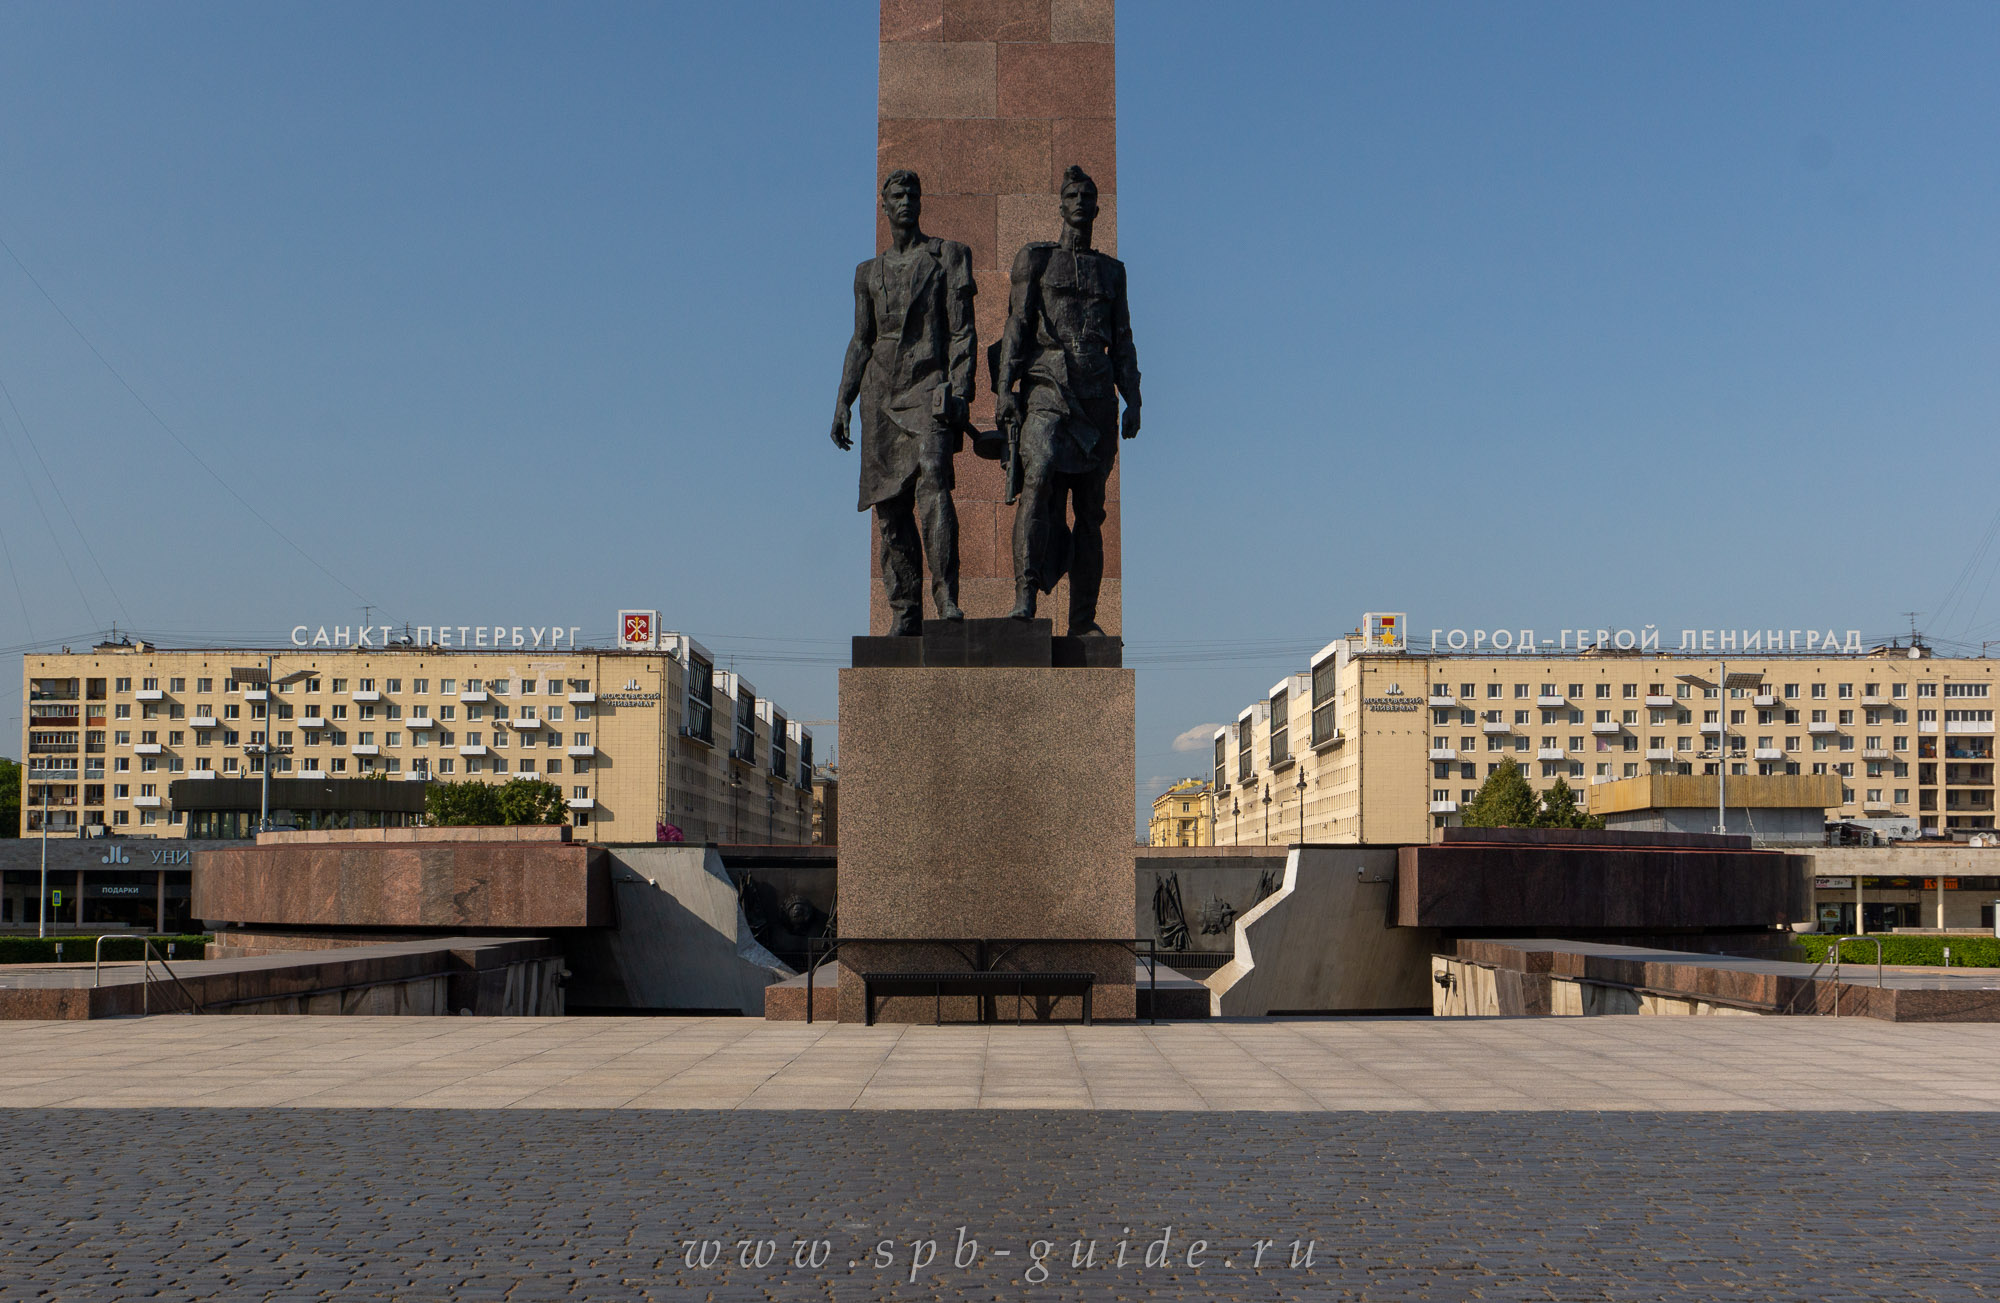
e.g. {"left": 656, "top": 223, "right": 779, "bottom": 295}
{"left": 1211, "top": 614, "right": 1998, "bottom": 847}
{"left": 21, "top": 627, "right": 816, "bottom": 845}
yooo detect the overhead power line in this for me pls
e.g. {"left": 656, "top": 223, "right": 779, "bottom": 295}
{"left": 0, "top": 224, "right": 385, "bottom": 622}
{"left": 0, "top": 365, "right": 130, "bottom": 627}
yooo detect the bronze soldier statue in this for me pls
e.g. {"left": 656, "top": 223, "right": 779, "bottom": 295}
{"left": 994, "top": 164, "right": 1139, "bottom": 636}
{"left": 832, "top": 169, "right": 976, "bottom": 635}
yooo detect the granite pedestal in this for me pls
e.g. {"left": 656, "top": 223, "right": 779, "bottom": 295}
{"left": 834, "top": 619, "right": 1135, "bottom": 1022}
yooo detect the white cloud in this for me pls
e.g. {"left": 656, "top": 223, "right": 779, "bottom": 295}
{"left": 1172, "top": 724, "right": 1224, "bottom": 753}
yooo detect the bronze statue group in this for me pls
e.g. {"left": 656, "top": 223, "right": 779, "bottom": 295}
{"left": 833, "top": 166, "right": 1140, "bottom": 637}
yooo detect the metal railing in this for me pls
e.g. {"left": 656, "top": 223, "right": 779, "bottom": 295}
{"left": 93, "top": 935, "right": 204, "bottom": 1015}
{"left": 1829, "top": 935, "right": 1884, "bottom": 1018}
{"left": 802, "top": 936, "right": 1159, "bottom": 1026}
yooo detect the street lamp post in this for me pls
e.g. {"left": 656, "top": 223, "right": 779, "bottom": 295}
{"left": 37, "top": 778, "right": 49, "bottom": 939}
{"left": 1296, "top": 768, "right": 1307, "bottom": 845}
{"left": 1262, "top": 785, "right": 1272, "bottom": 846}
{"left": 1230, "top": 797, "right": 1240, "bottom": 846}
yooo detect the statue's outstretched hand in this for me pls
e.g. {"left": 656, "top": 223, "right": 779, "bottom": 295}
{"left": 1120, "top": 403, "right": 1141, "bottom": 440}
{"left": 831, "top": 408, "right": 853, "bottom": 451}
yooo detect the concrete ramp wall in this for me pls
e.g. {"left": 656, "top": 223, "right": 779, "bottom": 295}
{"left": 562, "top": 846, "right": 791, "bottom": 1014}
{"left": 1206, "top": 845, "right": 1439, "bottom": 1016}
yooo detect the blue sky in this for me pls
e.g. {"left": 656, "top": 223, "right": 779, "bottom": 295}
{"left": 3, "top": 2, "right": 1998, "bottom": 821}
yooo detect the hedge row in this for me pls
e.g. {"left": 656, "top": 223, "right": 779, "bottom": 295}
{"left": 1794, "top": 933, "right": 2000, "bottom": 968}
{"left": 0, "top": 934, "right": 211, "bottom": 965}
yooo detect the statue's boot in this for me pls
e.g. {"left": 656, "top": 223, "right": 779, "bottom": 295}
{"left": 1069, "top": 572, "right": 1105, "bottom": 637}
{"left": 932, "top": 579, "right": 964, "bottom": 622}
{"left": 1007, "top": 581, "right": 1037, "bottom": 621}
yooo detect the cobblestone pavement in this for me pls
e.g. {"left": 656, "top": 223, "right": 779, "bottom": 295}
{"left": 6, "top": 1015, "right": 2000, "bottom": 1109}
{"left": 1, "top": 1108, "right": 1995, "bottom": 1301}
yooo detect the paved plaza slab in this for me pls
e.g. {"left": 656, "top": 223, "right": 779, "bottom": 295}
{"left": 2, "top": 1104, "right": 1997, "bottom": 1300}
{"left": 6, "top": 1018, "right": 1999, "bottom": 1300}
{"left": 3, "top": 1015, "right": 1999, "bottom": 1110}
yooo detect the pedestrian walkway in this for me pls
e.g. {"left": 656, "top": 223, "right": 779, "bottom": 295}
{"left": 5, "top": 1014, "right": 1999, "bottom": 1110}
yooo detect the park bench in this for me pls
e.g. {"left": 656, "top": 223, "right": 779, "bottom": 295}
{"left": 861, "top": 970, "right": 1095, "bottom": 1026}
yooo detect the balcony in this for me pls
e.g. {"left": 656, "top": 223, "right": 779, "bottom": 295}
{"left": 298, "top": 769, "right": 329, "bottom": 780}
{"left": 29, "top": 742, "right": 79, "bottom": 755}
{"left": 1646, "top": 747, "right": 1675, "bottom": 761}
{"left": 350, "top": 744, "right": 380, "bottom": 757}
{"left": 459, "top": 744, "right": 489, "bottom": 757}
{"left": 1482, "top": 720, "right": 1511, "bottom": 734}
{"left": 1862, "top": 747, "right": 1890, "bottom": 760}
{"left": 508, "top": 718, "right": 545, "bottom": 731}
{"left": 1755, "top": 747, "right": 1785, "bottom": 761}
{"left": 298, "top": 714, "right": 326, "bottom": 729}
{"left": 1863, "top": 797, "right": 1895, "bottom": 812}
{"left": 133, "top": 689, "right": 164, "bottom": 702}
{"left": 190, "top": 716, "right": 218, "bottom": 729}
{"left": 186, "top": 770, "right": 217, "bottom": 780}
{"left": 407, "top": 716, "right": 436, "bottom": 730}
{"left": 566, "top": 745, "right": 597, "bottom": 758}
{"left": 1920, "top": 720, "right": 1940, "bottom": 734}
{"left": 1428, "top": 746, "right": 1458, "bottom": 761}
{"left": 1592, "top": 721, "right": 1624, "bottom": 735}
{"left": 459, "top": 690, "right": 490, "bottom": 704}
{"left": 1862, "top": 694, "right": 1887, "bottom": 707}
{"left": 1428, "top": 800, "right": 1458, "bottom": 814}
{"left": 242, "top": 689, "right": 268, "bottom": 702}
{"left": 568, "top": 692, "right": 596, "bottom": 705}
{"left": 402, "top": 771, "right": 431, "bottom": 782}
{"left": 565, "top": 797, "right": 597, "bottom": 811}
{"left": 1807, "top": 721, "right": 1838, "bottom": 735}
{"left": 1645, "top": 695, "right": 1675, "bottom": 708}
{"left": 351, "top": 690, "right": 381, "bottom": 704}
{"left": 1537, "top": 746, "right": 1565, "bottom": 761}
{"left": 1537, "top": 694, "right": 1567, "bottom": 707}
{"left": 1753, "top": 694, "right": 1778, "bottom": 708}
{"left": 132, "top": 795, "right": 162, "bottom": 809}
{"left": 134, "top": 743, "right": 164, "bottom": 756}
{"left": 1947, "top": 720, "right": 1997, "bottom": 735}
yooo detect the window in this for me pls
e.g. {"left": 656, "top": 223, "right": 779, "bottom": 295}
{"left": 1237, "top": 719, "right": 1253, "bottom": 783}
{"left": 1811, "top": 684, "right": 1826, "bottom": 699}
{"left": 1514, "top": 684, "right": 1529, "bottom": 699}
{"left": 1513, "top": 710, "right": 1529, "bottom": 725}
{"left": 441, "top": 679, "right": 457, "bottom": 694}
{"left": 1568, "top": 684, "right": 1583, "bottom": 698}
{"left": 384, "top": 678, "right": 400, "bottom": 693}
{"left": 1623, "top": 710, "right": 1639, "bottom": 725}
{"left": 1461, "top": 683, "right": 1475, "bottom": 699}
{"left": 196, "top": 677, "right": 212, "bottom": 694}
{"left": 332, "top": 704, "right": 348, "bottom": 720}
{"left": 115, "top": 677, "right": 132, "bottom": 692}
{"left": 1945, "top": 683, "right": 1990, "bottom": 698}
{"left": 1918, "top": 683, "right": 1937, "bottom": 698}
{"left": 1622, "top": 684, "right": 1637, "bottom": 699}
{"left": 1487, "top": 684, "right": 1501, "bottom": 699}
{"left": 1895, "top": 788, "right": 1909, "bottom": 804}
{"left": 1893, "top": 683, "right": 1908, "bottom": 699}
{"left": 684, "top": 657, "right": 714, "bottom": 743}
{"left": 518, "top": 759, "right": 536, "bottom": 773}
{"left": 1838, "top": 684, "right": 1853, "bottom": 699}
{"left": 521, "top": 680, "right": 537, "bottom": 694}
{"left": 439, "top": 759, "right": 455, "bottom": 775}
{"left": 733, "top": 687, "right": 757, "bottom": 762}
{"left": 115, "top": 704, "right": 131, "bottom": 720}
{"left": 358, "top": 678, "right": 375, "bottom": 692}
{"left": 1311, "top": 657, "right": 1340, "bottom": 747}
{"left": 413, "top": 679, "right": 428, "bottom": 694}
{"left": 1214, "top": 734, "right": 1228, "bottom": 793}
{"left": 441, "top": 705, "right": 457, "bottom": 721}
{"left": 1595, "top": 684, "right": 1611, "bottom": 699}
{"left": 331, "top": 678, "right": 347, "bottom": 693}
{"left": 1569, "top": 736, "right": 1584, "bottom": 751}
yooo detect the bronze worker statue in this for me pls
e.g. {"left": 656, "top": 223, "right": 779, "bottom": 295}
{"left": 993, "top": 164, "right": 1140, "bottom": 636}
{"left": 832, "top": 169, "right": 977, "bottom": 636}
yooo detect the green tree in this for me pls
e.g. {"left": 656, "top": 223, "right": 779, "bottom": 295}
{"left": 494, "top": 778, "right": 567, "bottom": 826}
{"left": 424, "top": 779, "right": 501, "bottom": 827}
{"left": 0, "top": 757, "right": 18, "bottom": 837}
{"left": 1532, "top": 777, "right": 1603, "bottom": 829}
{"left": 1460, "top": 759, "right": 1540, "bottom": 827}
{"left": 424, "top": 778, "right": 566, "bottom": 827}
